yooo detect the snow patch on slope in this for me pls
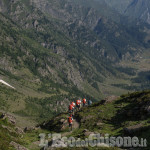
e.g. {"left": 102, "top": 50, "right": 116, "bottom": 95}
{"left": 0, "top": 80, "right": 15, "bottom": 89}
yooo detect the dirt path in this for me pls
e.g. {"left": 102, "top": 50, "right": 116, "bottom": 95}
{"left": 73, "top": 118, "right": 79, "bottom": 129}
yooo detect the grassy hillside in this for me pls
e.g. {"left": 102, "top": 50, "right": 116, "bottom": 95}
{"left": 0, "top": 11, "right": 102, "bottom": 122}
{"left": 0, "top": 90, "right": 150, "bottom": 149}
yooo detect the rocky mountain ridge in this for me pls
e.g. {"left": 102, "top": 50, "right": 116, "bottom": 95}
{"left": 0, "top": 0, "right": 150, "bottom": 124}
{"left": 104, "top": 0, "right": 150, "bottom": 24}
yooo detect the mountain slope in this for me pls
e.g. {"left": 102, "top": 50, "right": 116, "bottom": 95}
{"left": 0, "top": 0, "right": 150, "bottom": 123}
{"left": 0, "top": 5, "right": 119, "bottom": 122}
{"left": 2, "top": 0, "right": 149, "bottom": 61}
{"left": 105, "top": 0, "right": 150, "bottom": 24}
{"left": 1, "top": 90, "right": 149, "bottom": 150}
{"left": 0, "top": 12, "right": 97, "bottom": 121}
{"left": 124, "top": 0, "right": 150, "bottom": 24}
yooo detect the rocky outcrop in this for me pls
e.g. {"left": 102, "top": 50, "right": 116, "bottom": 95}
{"left": 10, "top": 141, "right": 28, "bottom": 150}
{"left": 0, "top": 113, "right": 16, "bottom": 124}
{"left": 104, "top": 95, "right": 119, "bottom": 104}
{"left": 15, "top": 127, "right": 24, "bottom": 134}
{"left": 2, "top": 125, "right": 14, "bottom": 133}
{"left": 1, "top": 113, "right": 24, "bottom": 135}
{"left": 82, "top": 129, "right": 94, "bottom": 136}
{"left": 24, "top": 126, "right": 35, "bottom": 132}
{"left": 96, "top": 121, "right": 103, "bottom": 127}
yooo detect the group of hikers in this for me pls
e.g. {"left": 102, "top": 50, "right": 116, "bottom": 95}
{"left": 68, "top": 98, "right": 92, "bottom": 131}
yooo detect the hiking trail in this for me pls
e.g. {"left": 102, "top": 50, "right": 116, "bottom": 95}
{"left": 62, "top": 117, "right": 80, "bottom": 137}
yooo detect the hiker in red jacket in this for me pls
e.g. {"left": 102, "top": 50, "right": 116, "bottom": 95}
{"left": 76, "top": 99, "right": 81, "bottom": 111}
{"left": 82, "top": 98, "right": 87, "bottom": 107}
{"left": 69, "top": 104, "right": 74, "bottom": 115}
{"left": 71, "top": 102, "right": 75, "bottom": 115}
{"left": 68, "top": 115, "right": 73, "bottom": 131}
{"left": 71, "top": 102, "right": 75, "bottom": 107}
